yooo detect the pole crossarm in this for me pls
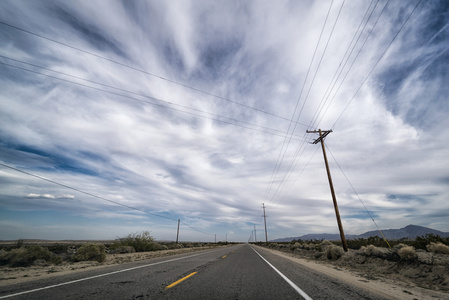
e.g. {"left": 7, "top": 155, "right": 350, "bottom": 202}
{"left": 306, "top": 129, "right": 333, "bottom": 144}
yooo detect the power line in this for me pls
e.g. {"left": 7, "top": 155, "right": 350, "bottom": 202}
{"left": 0, "top": 55, "right": 308, "bottom": 138}
{"left": 0, "top": 21, "right": 306, "bottom": 127}
{"left": 180, "top": 220, "right": 214, "bottom": 236}
{"left": 269, "top": 145, "right": 320, "bottom": 212}
{"left": 314, "top": 0, "right": 390, "bottom": 129}
{"left": 308, "top": 0, "right": 380, "bottom": 129}
{"left": 0, "top": 162, "right": 221, "bottom": 237}
{"left": 0, "top": 61, "right": 307, "bottom": 142}
{"left": 0, "top": 162, "right": 177, "bottom": 221}
{"left": 265, "top": 0, "right": 346, "bottom": 210}
{"left": 263, "top": 0, "right": 335, "bottom": 205}
{"left": 325, "top": 143, "right": 391, "bottom": 248}
{"left": 331, "top": 0, "right": 422, "bottom": 129}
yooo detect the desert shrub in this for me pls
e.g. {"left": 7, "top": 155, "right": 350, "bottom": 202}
{"left": 320, "top": 240, "right": 333, "bottom": 246}
{"left": 304, "top": 243, "right": 315, "bottom": 251}
{"left": 46, "top": 244, "right": 73, "bottom": 254}
{"left": 290, "top": 242, "right": 302, "bottom": 251}
{"left": 427, "top": 242, "right": 449, "bottom": 255}
{"left": 72, "top": 244, "right": 106, "bottom": 263}
{"left": 347, "top": 236, "right": 391, "bottom": 249}
{"left": 291, "top": 239, "right": 304, "bottom": 244}
{"left": 398, "top": 246, "right": 417, "bottom": 261}
{"left": 413, "top": 234, "right": 448, "bottom": 250}
{"left": 393, "top": 243, "right": 408, "bottom": 250}
{"left": 15, "top": 239, "right": 24, "bottom": 249}
{"left": 363, "top": 245, "right": 389, "bottom": 258}
{"left": 326, "top": 245, "right": 344, "bottom": 260}
{"left": 112, "top": 231, "right": 161, "bottom": 252}
{"left": 110, "top": 246, "right": 136, "bottom": 254}
{"left": 319, "top": 240, "right": 334, "bottom": 252}
{"left": 0, "top": 246, "right": 62, "bottom": 267}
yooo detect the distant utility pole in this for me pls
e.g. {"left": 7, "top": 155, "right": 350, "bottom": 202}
{"left": 176, "top": 219, "right": 180, "bottom": 244}
{"left": 306, "top": 129, "right": 348, "bottom": 252}
{"left": 215, "top": 234, "right": 216, "bottom": 244}
{"left": 262, "top": 203, "right": 268, "bottom": 244}
{"left": 254, "top": 225, "right": 257, "bottom": 242}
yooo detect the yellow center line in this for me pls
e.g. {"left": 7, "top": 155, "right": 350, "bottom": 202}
{"left": 221, "top": 255, "right": 227, "bottom": 258}
{"left": 165, "top": 272, "right": 198, "bottom": 289}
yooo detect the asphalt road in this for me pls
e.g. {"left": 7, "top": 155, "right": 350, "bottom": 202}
{"left": 0, "top": 244, "right": 388, "bottom": 299}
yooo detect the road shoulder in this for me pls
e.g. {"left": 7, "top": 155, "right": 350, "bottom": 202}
{"left": 253, "top": 245, "right": 449, "bottom": 300}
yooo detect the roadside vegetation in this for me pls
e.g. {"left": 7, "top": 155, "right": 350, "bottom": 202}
{"left": 257, "top": 234, "right": 449, "bottom": 292}
{"left": 0, "top": 232, "right": 230, "bottom": 268}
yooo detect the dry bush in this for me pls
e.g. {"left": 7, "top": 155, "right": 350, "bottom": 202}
{"left": 268, "top": 243, "right": 278, "bottom": 249}
{"left": 0, "top": 246, "right": 62, "bottom": 267}
{"left": 326, "top": 245, "right": 344, "bottom": 260}
{"left": 290, "top": 242, "right": 302, "bottom": 251}
{"left": 113, "top": 231, "right": 161, "bottom": 252}
{"left": 72, "top": 244, "right": 106, "bottom": 263}
{"left": 110, "top": 246, "right": 135, "bottom": 254}
{"left": 363, "top": 245, "right": 389, "bottom": 258}
{"left": 321, "top": 240, "right": 334, "bottom": 246}
{"left": 427, "top": 242, "right": 449, "bottom": 255}
{"left": 319, "top": 240, "right": 334, "bottom": 252}
{"left": 398, "top": 246, "right": 417, "bottom": 261}
{"left": 393, "top": 243, "right": 408, "bottom": 250}
{"left": 304, "top": 243, "right": 316, "bottom": 251}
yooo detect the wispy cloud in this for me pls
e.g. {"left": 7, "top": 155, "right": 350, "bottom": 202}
{"left": 1, "top": 0, "right": 448, "bottom": 241}
{"left": 25, "top": 193, "right": 75, "bottom": 200}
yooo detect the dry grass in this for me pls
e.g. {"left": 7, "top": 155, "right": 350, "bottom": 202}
{"left": 427, "top": 242, "right": 449, "bottom": 255}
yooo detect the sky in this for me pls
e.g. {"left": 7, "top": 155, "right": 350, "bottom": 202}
{"left": 1, "top": 0, "right": 449, "bottom": 242}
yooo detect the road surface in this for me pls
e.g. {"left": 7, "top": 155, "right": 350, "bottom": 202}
{"left": 0, "top": 244, "right": 390, "bottom": 299}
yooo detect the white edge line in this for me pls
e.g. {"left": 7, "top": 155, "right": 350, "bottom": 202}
{"left": 251, "top": 246, "right": 313, "bottom": 300}
{"left": 0, "top": 251, "right": 209, "bottom": 299}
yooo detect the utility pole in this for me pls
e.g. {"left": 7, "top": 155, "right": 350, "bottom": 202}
{"left": 225, "top": 233, "right": 227, "bottom": 243}
{"left": 254, "top": 225, "right": 257, "bottom": 242}
{"left": 215, "top": 234, "right": 216, "bottom": 244}
{"left": 306, "top": 129, "right": 348, "bottom": 251}
{"left": 262, "top": 203, "right": 268, "bottom": 244}
{"left": 176, "top": 219, "right": 180, "bottom": 244}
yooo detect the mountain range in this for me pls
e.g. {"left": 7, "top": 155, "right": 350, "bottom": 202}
{"left": 271, "top": 225, "right": 449, "bottom": 242}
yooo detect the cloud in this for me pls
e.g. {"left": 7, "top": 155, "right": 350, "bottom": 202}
{"left": 25, "top": 193, "right": 75, "bottom": 200}
{"left": 1, "top": 0, "right": 449, "bottom": 241}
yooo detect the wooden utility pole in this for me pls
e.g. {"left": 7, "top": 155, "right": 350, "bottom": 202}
{"left": 254, "top": 225, "right": 257, "bottom": 242}
{"left": 306, "top": 129, "right": 348, "bottom": 252}
{"left": 176, "top": 219, "right": 180, "bottom": 244}
{"left": 262, "top": 203, "right": 268, "bottom": 244}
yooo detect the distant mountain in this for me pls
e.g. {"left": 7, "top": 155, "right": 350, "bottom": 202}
{"left": 271, "top": 225, "right": 449, "bottom": 242}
